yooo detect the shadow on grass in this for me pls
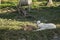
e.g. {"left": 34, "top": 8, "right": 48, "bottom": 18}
{"left": 0, "top": 6, "right": 60, "bottom": 23}
{"left": 0, "top": 28, "right": 60, "bottom": 40}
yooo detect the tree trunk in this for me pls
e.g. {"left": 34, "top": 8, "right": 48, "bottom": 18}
{"left": 47, "top": 0, "right": 54, "bottom": 7}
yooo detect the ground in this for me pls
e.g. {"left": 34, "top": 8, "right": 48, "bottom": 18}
{"left": 0, "top": 1, "right": 60, "bottom": 40}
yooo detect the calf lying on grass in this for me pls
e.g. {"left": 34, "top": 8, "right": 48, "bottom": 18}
{"left": 34, "top": 21, "right": 56, "bottom": 31}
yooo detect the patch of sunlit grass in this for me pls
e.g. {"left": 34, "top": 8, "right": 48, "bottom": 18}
{"left": 0, "top": 18, "right": 36, "bottom": 30}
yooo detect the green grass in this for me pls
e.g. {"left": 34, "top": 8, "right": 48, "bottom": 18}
{"left": 0, "top": 1, "right": 60, "bottom": 40}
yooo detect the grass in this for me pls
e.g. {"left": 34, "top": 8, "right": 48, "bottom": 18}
{"left": 0, "top": 1, "right": 60, "bottom": 40}
{"left": 0, "top": 18, "right": 36, "bottom": 30}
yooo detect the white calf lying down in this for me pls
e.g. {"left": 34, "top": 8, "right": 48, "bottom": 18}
{"left": 34, "top": 21, "right": 56, "bottom": 31}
